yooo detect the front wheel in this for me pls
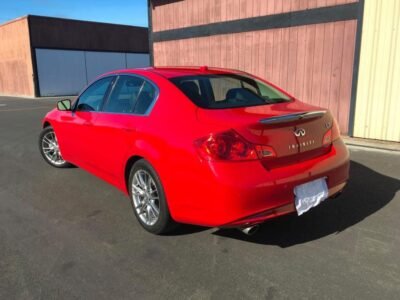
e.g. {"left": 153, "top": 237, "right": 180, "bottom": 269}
{"left": 129, "top": 159, "right": 178, "bottom": 234}
{"left": 39, "top": 126, "right": 71, "bottom": 168}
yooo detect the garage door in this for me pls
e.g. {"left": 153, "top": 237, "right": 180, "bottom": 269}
{"left": 35, "top": 49, "right": 150, "bottom": 96}
{"left": 36, "top": 49, "right": 87, "bottom": 97}
{"left": 127, "top": 53, "right": 150, "bottom": 68}
{"left": 85, "top": 51, "right": 126, "bottom": 83}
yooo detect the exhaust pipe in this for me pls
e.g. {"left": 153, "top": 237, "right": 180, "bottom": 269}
{"left": 240, "top": 225, "right": 259, "bottom": 236}
{"left": 332, "top": 190, "right": 343, "bottom": 199}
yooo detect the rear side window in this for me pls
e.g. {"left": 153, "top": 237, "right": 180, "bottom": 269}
{"left": 170, "top": 74, "right": 291, "bottom": 109}
{"left": 102, "top": 75, "right": 157, "bottom": 114}
{"left": 133, "top": 80, "right": 157, "bottom": 114}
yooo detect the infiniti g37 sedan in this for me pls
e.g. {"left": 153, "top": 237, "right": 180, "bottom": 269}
{"left": 39, "top": 67, "right": 350, "bottom": 235}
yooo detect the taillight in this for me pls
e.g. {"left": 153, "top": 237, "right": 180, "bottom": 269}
{"left": 194, "top": 130, "right": 276, "bottom": 161}
{"left": 322, "top": 129, "right": 332, "bottom": 146}
{"left": 331, "top": 118, "right": 340, "bottom": 141}
{"left": 322, "top": 118, "right": 340, "bottom": 146}
{"left": 255, "top": 145, "right": 276, "bottom": 159}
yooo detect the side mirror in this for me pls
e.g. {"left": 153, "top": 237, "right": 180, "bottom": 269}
{"left": 57, "top": 99, "right": 72, "bottom": 111}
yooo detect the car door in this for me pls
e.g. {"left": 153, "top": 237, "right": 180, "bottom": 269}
{"left": 91, "top": 75, "right": 158, "bottom": 182}
{"left": 56, "top": 76, "right": 115, "bottom": 167}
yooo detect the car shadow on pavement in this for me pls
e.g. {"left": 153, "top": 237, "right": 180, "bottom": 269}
{"left": 212, "top": 160, "right": 400, "bottom": 247}
{"left": 164, "top": 224, "right": 209, "bottom": 236}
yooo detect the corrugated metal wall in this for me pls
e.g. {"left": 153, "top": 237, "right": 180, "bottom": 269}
{"left": 353, "top": 0, "right": 400, "bottom": 142}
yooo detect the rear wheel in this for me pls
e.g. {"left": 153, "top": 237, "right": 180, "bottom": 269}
{"left": 129, "top": 159, "right": 177, "bottom": 234}
{"left": 39, "top": 127, "right": 71, "bottom": 168}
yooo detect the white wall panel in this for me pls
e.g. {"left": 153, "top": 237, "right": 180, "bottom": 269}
{"left": 354, "top": 0, "right": 400, "bottom": 142}
{"left": 85, "top": 51, "right": 126, "bottom": 83}
{"left": 36, "top": 49, "right": 86, "bottom": 96}
{"left": 126, "top": 53, "right": 150, "bottom": 68}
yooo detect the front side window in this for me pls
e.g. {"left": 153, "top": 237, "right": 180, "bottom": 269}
{"left": 103, "top": 75, "right": 157, "bottom": 115}
{"left": 76, "top": 77, "right": 114, "bottom": 112}
{"left": 170, "top": 74, "right": 291, "bottom": 109}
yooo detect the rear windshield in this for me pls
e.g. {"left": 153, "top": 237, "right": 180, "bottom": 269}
{"left": 170, "top": 74, "right": 291, "bottom": 109}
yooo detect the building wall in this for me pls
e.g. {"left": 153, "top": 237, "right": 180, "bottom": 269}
{"left": 353, "top": 0, "right": 400, "bottom": 142}
{"left": 152, "top": 0, "right": 357, "bottom": 31}
{"left": 29, "top": 15, "right": 149, "bottom": 53}
{"left": 153, "top": 21, "right": 357, "bottom": 133}
{"left": 151, "top": 0, "right": 359, "bottom": 134}
{"left": 0, "top": 17, "right": 34, "bottom": 97}
{"left": 0, "top": 15, "right": 150, "bottom": 97}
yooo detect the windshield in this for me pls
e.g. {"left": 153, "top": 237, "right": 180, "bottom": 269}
{"left": 170, "top": 73, "right": 291, "bottom": 109}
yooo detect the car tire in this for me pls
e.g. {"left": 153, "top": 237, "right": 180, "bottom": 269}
{"left": 129, "top": 159, "right": 178, "bottom": 234}
{"left": 39, "top": 126, "right": 71, "bottom": 168}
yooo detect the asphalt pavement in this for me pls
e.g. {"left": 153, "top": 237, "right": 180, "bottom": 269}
{"left": 0, "top": 96, "right": 399, "bottom": 299}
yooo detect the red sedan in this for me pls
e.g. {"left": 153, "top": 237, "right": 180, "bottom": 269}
{"left": 39, "top": 67, "right": 349, "bottom": 235}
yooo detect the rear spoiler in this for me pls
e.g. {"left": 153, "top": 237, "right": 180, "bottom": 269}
{"left": 259, "top": 111, "right": 327, "bottom": 125}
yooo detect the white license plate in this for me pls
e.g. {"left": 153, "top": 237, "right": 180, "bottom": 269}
{"left": 294, "top": 178, "right": 328, "bottom": 216}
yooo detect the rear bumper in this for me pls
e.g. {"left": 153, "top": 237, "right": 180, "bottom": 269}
{"left": 170, "top": 138, "right": 350, "bottom": 227}
{"left": 222, "top": 181, "right": 347, "bottom": 227}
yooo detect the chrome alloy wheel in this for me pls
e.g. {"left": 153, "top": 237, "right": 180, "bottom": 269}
{"left": 41, "top": 130, "right": 66, "bottom": 166}
{"left": 131, "top": 170, "right": 160, "bottom": 226}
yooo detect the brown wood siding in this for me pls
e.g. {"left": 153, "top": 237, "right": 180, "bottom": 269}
{"left": 153, "top": 20, "right": 357, "bottom": 134}
{"left": 152, "top": 0, "right": 358, "bottom": 32}
{"left": 0, "top": 17, "right": 34, "bottom": 97}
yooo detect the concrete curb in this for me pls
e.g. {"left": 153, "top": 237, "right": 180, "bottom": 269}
{"left": 343, "top": 136, "right": 400, "bottom": 152}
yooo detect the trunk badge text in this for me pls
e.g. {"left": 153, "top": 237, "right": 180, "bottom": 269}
{"left": 289, "top": 140, "right": 316, "bottom": 150}
{"left": 294, "top": 128, "right": 306, "bottom": 137}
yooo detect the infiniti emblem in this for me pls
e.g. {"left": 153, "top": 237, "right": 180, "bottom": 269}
{"left": 294, "top": 128, "right": 306, "bottom": 137}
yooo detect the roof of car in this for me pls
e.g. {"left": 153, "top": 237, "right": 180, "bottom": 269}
{"left": 102, "top": 66, "right": 246, "bottom": 80}
{"left": 143, "top": 66, "right": 244, "bottom": 78}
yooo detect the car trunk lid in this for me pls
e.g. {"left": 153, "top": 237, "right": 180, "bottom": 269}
{"left": 196, "top": 100, "right": 333, "bottom": 165}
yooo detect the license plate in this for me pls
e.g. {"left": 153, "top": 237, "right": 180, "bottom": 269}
{"left": 294, "top": 178, "right": 328, "bottom": 216}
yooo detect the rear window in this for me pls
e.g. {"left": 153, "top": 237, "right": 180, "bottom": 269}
{"left": 170, "top": 74, "right": 291, "bottom": 109}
